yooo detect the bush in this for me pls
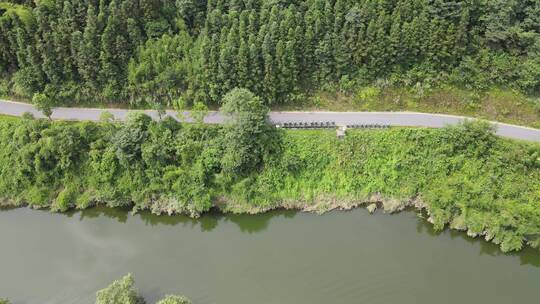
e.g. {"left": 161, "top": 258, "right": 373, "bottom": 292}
{"left": 51, "top": 185, "right": 78, "bottom": 212}
{"left": 100, "top": 111, "right": 115, "bottom": 123}
{"left": 93, "top": 275, "right": 191, "bottom": 304}
{"left": 356, "top": 86, "right": 381, "bottom": 104}
{"left": 517, "top": 59, "right": 540, "bottom": 94}
{"left": 95, "top": 274, "right": 144, "bottom": 304}
{"left": 156, "top": 295, "right": 191, "bottom": 304}
{"left": 11, "top": 67, "right": 41, "bottom": 97}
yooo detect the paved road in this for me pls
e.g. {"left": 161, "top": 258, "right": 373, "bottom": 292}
{"left": 1, "top": 99, "right": 539, "bottom": 142}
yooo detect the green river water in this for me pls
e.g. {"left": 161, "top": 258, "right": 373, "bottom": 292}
{"left": 0, "top": 206, "right": 538, "bottom": 304}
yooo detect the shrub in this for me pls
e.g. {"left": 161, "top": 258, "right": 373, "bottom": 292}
{"left": 100, "top": 111, "right": 115, "bottom": 123}
{"left": 95, "top": 274, "right": 144, "bottom": 304}
{"left": 356, "top": 86, "right": 381, "bottom": 104}
{"left": 517, "top": 59, "right": 540, "bottom": 94}
{"left": 51, "top": 185, "right": 78, "bottom": 212}
{"left": 156, "top": 295, "right": 191, "bottom": 304}
{"left": 11, "top": 67, "right": 41, "bottom": 97}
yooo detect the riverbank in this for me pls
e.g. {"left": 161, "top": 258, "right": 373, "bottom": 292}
{"left": 0, "top": 113, "right": 539, "bottom": 252}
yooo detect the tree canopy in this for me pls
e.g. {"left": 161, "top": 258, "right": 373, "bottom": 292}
{"left": 95, "top": 274, "right": 144, "bottom": 304}
{"left": 95, "top": 274, "right": 191, "bottom": 304}
{"left": 0, "top": 0, "right": 538, "bottom": 107}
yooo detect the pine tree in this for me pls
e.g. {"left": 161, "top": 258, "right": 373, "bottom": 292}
{"left": 208, "top": 33, "right": 221, "bottom": 102}
{"left": 70, "top": 30, "right": 82, "bottom": 80}
{"left": 53, "top": 1, "right": 77, "bottom": 81}
{"left": 127, "top": 18, "right": 143, "bottom": 49}
{"left": 97, "top": 0, "right": 108, "bottom": 32}
{"left": 218, "top": 20, "right": 239, "bottom": 97}
{"left": 303, "top": 24, "right": 316, "bottom": 81}
{"left": 284, "top": 28, "right": 298, "bottom": 95}
{"left": 388, "top": 12, "right": 402, "bottom": 67}
{"left": 100, "top": 0, "right": 127, "bottom": 101}
{"left": 315, "top": 32, "right": 333, "bottom": 83}
{"left": 78, "top": 4, "right": 100, "bottom": 91}
{"left": 15, "top": 27, "right": 29, "bottom": 68}
{"left": 35, "top": 4, "right": 62, "bottom": 85}
{"left": 247, "top": 33, "right": 261, "bottom": 94}
{"left": 275, "top": 39, "right": 286, "bottom": 99}
{"left": 262, "top": 32, "right": 276, "bottom": 103}
{"left": 237, "top": 37, "right": 249, "bottom": 88}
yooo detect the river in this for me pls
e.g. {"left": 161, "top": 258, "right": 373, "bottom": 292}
{"left": 0, "top": 206, "right": 538, "bottom": 304}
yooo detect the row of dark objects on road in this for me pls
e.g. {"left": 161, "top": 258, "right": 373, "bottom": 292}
{"left": 346, "top": 124, "right": 391, "bottom": 129}
{"left": 277, "top": 121, "right": 336, "bottom": 128}
{"left": 276, "top": 121, "right": 392, "bottom": 129}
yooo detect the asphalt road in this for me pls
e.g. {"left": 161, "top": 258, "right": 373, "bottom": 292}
{"left": 1, "top": 99, "right": 539, "bottom": 142}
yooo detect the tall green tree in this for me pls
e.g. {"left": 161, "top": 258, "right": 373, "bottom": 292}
{"left": 78, "top": 4, "right": 100, "bottom": 92}
{"left": 220, "top": 88, "right": 272, "bottom": 177}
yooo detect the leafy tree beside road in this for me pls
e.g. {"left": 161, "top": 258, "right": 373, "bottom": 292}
{"left": 32, "top": 92, "right": 53, "bottom": 119}
{"left": 220, "top": 88, "right": 275, "bottom": 178}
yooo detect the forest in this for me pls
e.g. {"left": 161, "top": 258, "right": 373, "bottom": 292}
{"left": 0, "top": 0, "right": 539, "bottom": 108}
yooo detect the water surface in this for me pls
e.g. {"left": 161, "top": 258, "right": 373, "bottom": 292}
{"left": 0, "top": 207, "right": 538, "bottom": 304}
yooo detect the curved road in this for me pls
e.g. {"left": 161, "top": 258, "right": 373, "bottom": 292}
{"left": 1, "top": 99, "right": 539, "bottom": 142}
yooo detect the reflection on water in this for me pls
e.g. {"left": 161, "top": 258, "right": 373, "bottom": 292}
{"left": 16, "top": 205, "right": 540, "bottom": 267}
{"left": 413, "top": 211, "right": 540, "bottom": 267}
{"left": 0, "top": 206, "right": 539, "bottom": 304}
{"left": 73, "top": 205, "right": 298, "bottom": 234}
{"left": 70, "top": 205, "right": 540, "bottom": 268}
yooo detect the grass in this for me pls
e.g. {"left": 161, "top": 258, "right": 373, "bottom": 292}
{"left": 275, "top": 86, "right": 540, "bottom": 128}
{"left": 0, "top": 114, "right": 19, "bottom": 122}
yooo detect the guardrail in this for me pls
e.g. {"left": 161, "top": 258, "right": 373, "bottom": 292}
{"left": 345, "top": 124, "right": 391, "bottom": 129}
{"left": 276, "top": 121, "right": 336, "bottom": 128}
{"left": 275, "top": 121, "right": 391, "bottom": 129}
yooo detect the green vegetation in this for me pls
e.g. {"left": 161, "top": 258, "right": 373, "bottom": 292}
{"left": 283, "top": 86, "right": 540, "bottom": 128}
{"left": 156, "top": 296, "right": 191, "bottom": 304}
{"left": 0, "top": 298, "right": 9, "bottom": 304}
{"left": 96, "top": 274, "right": 144, "bottom": 304}
{"left": 95, "top": 274, "right": 190, "bottom": 304}
{"left": 32, "top": 92, "right": 53, "bottom": 119}
{"left": 0, "top": 88, "right": 538, "bottom": 253}
{"left": 0, "top": 0, "right": 539, "bottom": 117}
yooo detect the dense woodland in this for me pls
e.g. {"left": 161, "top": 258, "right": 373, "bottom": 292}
{"left": 0, "top": 0, "right": 539, "bottom": 107}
